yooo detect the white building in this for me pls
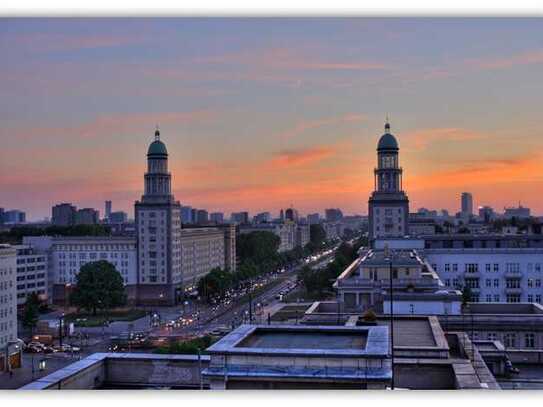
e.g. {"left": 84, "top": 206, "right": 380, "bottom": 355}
{"left": 23, "top": 236, "right": 137, "bottom": 304}
{"left": 14, "top": 244, "right": 47, "bottom": 305}
{"left": 425, "top": 248, "right": 543, "bottom": 304}
{"left": 0, "top": 245, "right": 18, "bottom": 371}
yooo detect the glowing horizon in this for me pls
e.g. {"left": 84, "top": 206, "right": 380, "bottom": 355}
{"left": 1, "top": 18, "right": 542, "bottom": 221}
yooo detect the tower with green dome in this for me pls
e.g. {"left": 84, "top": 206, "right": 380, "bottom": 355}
{"left": 368, "top": 120, "right": 410, "bottom": 242}
{"left": 134, "top": 128, "right": 183, "bottom": 306}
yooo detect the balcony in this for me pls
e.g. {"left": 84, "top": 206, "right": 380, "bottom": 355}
{"left": 505, "top": 272, "right": 522, "bottom": 279}
{"left": 504, "top": 287, "right": 522, "bottom": 294}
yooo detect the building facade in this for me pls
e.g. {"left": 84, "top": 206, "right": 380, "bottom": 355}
{"left": 3, "top": 210, "right": 26, "bottom": 224}
{"left": 14, "top": 245, "right": 47, "bottom": 306}
{"left": 0, "top": 245, "right": 18, "bottom": 371}
{"left": 135, "top": 129, "right": 182, "bottom": 306}
{"left": 52, "top": 203, "right": 77, "bottom": 226}
{"left": 368, "top": 122, "right": 409, "bottom": 241}
{"left": 75, "top": 208, "right": 100, "bottom": 225}
{"left": 461, "top": 193, "right": 473, "bottom": 217}
{"left": 23, "top": 236, "right": 137, "bottom": 305}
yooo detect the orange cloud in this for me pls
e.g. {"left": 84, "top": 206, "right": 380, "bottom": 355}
{"left": 275, "top": 113, "right": 365, "bottom": 140}
{"left": 401, "top": 128, "right": 486, "bottom": 151}
{"left": 268, "top": 146, "right": 337, "bottom": 169}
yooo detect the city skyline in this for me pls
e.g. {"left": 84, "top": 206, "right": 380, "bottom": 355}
{"left": 2, "top": 18, "right": 543, "bottom": 220}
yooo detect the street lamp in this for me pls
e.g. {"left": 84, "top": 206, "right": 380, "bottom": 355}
{"left": 58, "top": 313, "right": 65, "bottom": 348}
{"left": 384, "top": 245, "right": 395, "bottom": 390}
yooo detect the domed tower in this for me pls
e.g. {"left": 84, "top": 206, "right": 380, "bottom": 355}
{"left": 143, "top": 129, "right": 172, "bottom": 201}
{"left": 134, "top": 128, "right": 182, "bottom": 307}
{"left": 368, "top": 121, "right": 409, "bottom": 242}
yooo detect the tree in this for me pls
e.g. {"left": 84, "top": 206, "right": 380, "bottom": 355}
{"left": 461, "top": 286, "right": 473, "bottom": 307}
{"left": 309, "top": 224, "right": 326, "bottom": 247}
{"left": 21, "top": 293, "right": 40, "bottom": 333}
{"left": 198, "top": 267, "right": 233, "bottom": 300}
{"left": 70, "top": 260, "right": 126, "bottom": 315}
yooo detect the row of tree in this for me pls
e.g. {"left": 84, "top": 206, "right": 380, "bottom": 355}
{"left": 0, "top": 224, "right": 111, "bottom": 244}
{"left": 297, "top": 237, "right": 367, "bottom": 297}
{"left": 196, "top": 224, "right": 333, "bottom": 301}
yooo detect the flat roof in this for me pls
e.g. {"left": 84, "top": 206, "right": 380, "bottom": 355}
{"left": 237, "top": 330, "right": 367, "bottom": 350}
{"left": 376, "top": 318, "right": 436, "bottom": 347}
{"left": 206, "top": 324, "right": 389, "bottom": 358}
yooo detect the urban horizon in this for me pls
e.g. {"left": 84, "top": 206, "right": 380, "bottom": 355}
{"left": 2, "top": 18, "right": 543, "bottom": 221}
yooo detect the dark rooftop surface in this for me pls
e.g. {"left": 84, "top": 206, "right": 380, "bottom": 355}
{"left": 236, "top": 330, "right": 367, "bottom": 350}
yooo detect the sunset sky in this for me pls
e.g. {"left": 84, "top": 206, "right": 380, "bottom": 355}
{"left": 1, "top": 18, "right": 543, "bottom": 221}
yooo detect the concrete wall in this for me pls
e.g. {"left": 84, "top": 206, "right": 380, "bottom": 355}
{"left": 395, "top": 364, "right": 456, "bottom": 389}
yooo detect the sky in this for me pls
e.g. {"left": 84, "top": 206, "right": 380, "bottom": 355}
{"left": 1, "top": 18, "right": 543, "bottom": 221}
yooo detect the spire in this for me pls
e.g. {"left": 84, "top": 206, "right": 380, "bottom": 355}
{"left": 385, "top": 115, "right": 391, "bottom": 134}
{"left": 154, "top": 124, "right": 160, "bottom": 141}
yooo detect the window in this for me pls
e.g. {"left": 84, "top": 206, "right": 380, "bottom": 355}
{"left": 494, "top": 279, "right": 500, "bottom": 288}
{"left": 494, "top": 294, "right": 500, "bottom": 302}
{"left": 537, "top": 295, "right": 542, "bottom": 304}
{"left": 445, "top": 264, "right": 450, "bottom": 272}
{"left": 504, "top": 333, "right": 517, "bottom": 348}
{"left": 536, "top": 263, "right": 542, "bottom": 273}
{"left": 487, "top": 333, "right": 497, "bottom": 341}
{"left": 452, "top": 264, "right": 458, "bottom": 272}
{"left": 485, "top": 279, "right": 491, "bottom": 288}
{"left": 506, "top": 279, "right": 520, "bottom": 288}
{"left": 528, "top": 279, "right": 534, "bottom": 288}
{"left": 445, "top": 279, "right": 450, "bottom": 287}
{"left": 525, "top": 333, "right": 535, "bottom": 348}
{"left": 486, "top": 294, "right": 492, "bottom": 302}
{"left": 507, "top": 294, "right": 521, "bottom": 303}
{"left": 453, "top": 278, "right": 459, "bottom": 288}
{"left": 465, "top": 264, "right": 478, "bottom": 273}
{"left": 537, "top": 279, "right": 541, "bottom": 288}
{"left": 485, "top": 264, "right": 491, "bottom": 272}
{"left": 506, "top": 263, "right": 520, "bottom": 273}
{"left": 493, "top": 264, "right": 499, "bottom": 272}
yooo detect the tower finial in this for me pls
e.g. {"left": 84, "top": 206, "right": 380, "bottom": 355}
{"left": 385, "top": 114, "right": 390, "bottom": 133}
{"left": 154, "top": 124, "right": 160, "bottom": 141}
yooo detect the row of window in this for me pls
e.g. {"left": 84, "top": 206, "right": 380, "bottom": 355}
{"left": 438, "top": 263, "right": 542, "bottom": 273}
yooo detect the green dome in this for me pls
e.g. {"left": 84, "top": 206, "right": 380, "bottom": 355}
{"left": 377, "top": 122, "right": 399, "bottom": 151}
{"left": 377, "top": 133, "right": 399, "bottom": 151}
{"left": 147, "top": 130, "right": 168, "bottom": 157}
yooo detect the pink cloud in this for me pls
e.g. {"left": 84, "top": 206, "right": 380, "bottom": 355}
{"left": 268, "top": 146, "right": 337, "bottom": 169}
{"left": 468, "top": 49, "right": 543, "bottom": 70}
{"left": 401, "top": 128, "right": 486, "bottom": 151}
{"left": 275, "top": 113, "right": 366, "bottom": 140}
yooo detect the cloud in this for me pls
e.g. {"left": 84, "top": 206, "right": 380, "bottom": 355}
{"left": 268, "top": 146, "right": 337, "bottom": 169}
{"left": 468, "top": 49, "right": 543, "bottom": 70}
{"left": 275, "top": 113, "right": 366, "bottom": 140}
{"left": 401, "top": 128, "right": 486, "bottom": 152}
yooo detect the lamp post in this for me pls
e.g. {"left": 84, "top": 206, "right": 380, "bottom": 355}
{"left": 384, "top": 245, "right": 395, "bottom": 391}
{"left": 58, "top": 314, "right": 65, "bottom": 348}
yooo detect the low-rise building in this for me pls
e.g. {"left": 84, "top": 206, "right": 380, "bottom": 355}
{"left": 334, "top": 248, "right": 461, "bottom": 315}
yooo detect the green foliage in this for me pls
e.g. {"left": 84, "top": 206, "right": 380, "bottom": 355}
{"left": 197, "top": 267, "right": 233, "bottom": 300}
{"left": 362, "top": 309, "right": 377, "bottom": 322}
{"left": 0, "top": 224, "right": 111, "bottom": 244}
{"left": 309, "top": 224, "right": 326, "bottom": 247}
{"left": 21, "top": 292, "right": 40, "bottom": 330}
{"left": 298, "top": 241, "right": 361, "bottom": 296}
{"left": 155, "top": 335, "right": 214, "bottom": 355}
{"left": 70, "top": 260, "right": 126, "bottom": 315}
{"left": 461, "top": 286, "right": 473, "bottom": 306}
{"left": 237, "top": 231, "right": 281, "bottom": 266}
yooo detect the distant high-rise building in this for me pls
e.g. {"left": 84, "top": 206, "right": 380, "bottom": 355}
{"left": 109, "top": 211, "right": 128, "bottom": 224}
{"left": 279, "top": 209, "right": 284, "bottom": 222}
{"left": 210, "top": 212, "right": 224, "bottom": 224}
{"left": 284, "top": 208, "right": 299, "bottom": 222}
{"left": 504, "top": 205, "right": 531, "bottom": 219}
{"left": 3, "top": 210, "right": 26, "bottom": 224}
{"left": 105, "top": 200, "right": 112, "bottom": 221}
{"left": 196, "top": 209, "right": 209, "bottom": 224}
{"left": 307, "top": 213, "right": 320, "bottom": 224}
{"left": 191, "top": 208, "right": 198, "bottom": 223}
{"left": 461, "top": 192, "right": 473, "bottom": 217}
{"left": 325, "top": 208, "right": 344, "bottom": 222}
{"left": 368, "top": 121, "right": 409, "bottom": 240}
{"left": 253, "top": 212, "right": 271, "bottom": 224}
{"left": 181, "top": 206, "right": 193, "bottom": 223}
{"left": 0, "top": 208, "right": 4, "bottom": 224}
{"left": 231, "top": 211, "right": 249, "bottom": 224}
{"left": 52, "top": 203, "right": 77, "bottom": 226}
{"left": 478, "top": 206, "right": 496, "bottom": 223}
{"left": 75, "top": 208, "right": 99, "bottom": 225}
